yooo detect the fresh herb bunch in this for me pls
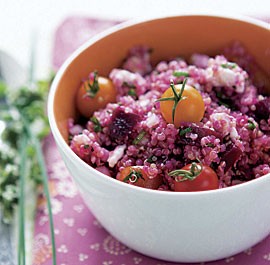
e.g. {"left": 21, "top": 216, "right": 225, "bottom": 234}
{"left": 0, "top": 77, "right": 52, "bottom": 223}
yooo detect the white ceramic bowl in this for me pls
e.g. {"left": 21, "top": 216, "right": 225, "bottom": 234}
{"left": 48, "top": 14, "right": 270, "bottom": 263}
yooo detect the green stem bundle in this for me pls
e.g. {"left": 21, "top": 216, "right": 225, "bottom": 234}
{"left": 18, "top": 117, "right": 57, "bottom": 265}
{"left": 18, "top": 133, "right": 27, "bottom": 265}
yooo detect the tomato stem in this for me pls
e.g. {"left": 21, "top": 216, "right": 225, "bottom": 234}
{"left": 123, "top": 168, "right": 145, "bottom": 183}
{"left": 168, "top": 160, "right": 203, "bottom": 182}
{"left": 85, "top": 70, "right": 100, "bottom": 98}
{"left": 156, "top": 78, "right": 188, "bottom": 124}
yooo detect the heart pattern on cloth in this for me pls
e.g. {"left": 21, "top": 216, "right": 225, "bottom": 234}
{"left": 73, "top": 204, "right": 84, "bottom": 213}
{"left": 77, "top": 228, "right": 88, "bottom": 237}
{"left": 63, "top": 218, "right": 75, "bottom": 227}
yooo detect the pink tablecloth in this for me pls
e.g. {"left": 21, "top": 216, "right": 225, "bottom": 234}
{"left": 32, "top": 16, "right": 270, "bottom": 265}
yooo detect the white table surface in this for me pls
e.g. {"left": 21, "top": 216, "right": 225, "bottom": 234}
{"left": 0, "top": 0, "right": 269, "bottom": 79}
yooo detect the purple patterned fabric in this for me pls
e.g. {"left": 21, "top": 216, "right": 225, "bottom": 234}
{"left": 52, "top": 16, "right": 120, "bottom": 70}
{"left": 33, "top": 16, "right": 270, "bottom": 265}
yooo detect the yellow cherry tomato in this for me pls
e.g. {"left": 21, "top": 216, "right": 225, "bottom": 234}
{"left": 159, "top": 81, "right": 205, "bottom": 126}
{"left": 76, "top": 72, "right": 117, "bottom": 118}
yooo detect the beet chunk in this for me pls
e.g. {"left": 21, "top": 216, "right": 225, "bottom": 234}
{"left": 254, "top": 98, "right": 270, "bottom": 120}
{"left": 178, "top": 123, "right": 223, "bottom": 146}
{"left": 108, "top": 107, "right": 140, "bottom": 143}
{"left": 190, "top": 125, "right": 223, "bottom": 140}
{"left": 221, "top": 144, "right": 243, "bottom": 173}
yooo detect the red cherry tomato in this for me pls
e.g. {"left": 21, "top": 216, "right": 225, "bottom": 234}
{"left": 169, "top": 163, "right": 219, "bottom": 192}
{"left": 117, "top": 166, "right": 162, "bottom": 189}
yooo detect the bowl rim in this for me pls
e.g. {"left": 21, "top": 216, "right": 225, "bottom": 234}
{"left": 48, "top": 12, "right": 270, "bottom": 197}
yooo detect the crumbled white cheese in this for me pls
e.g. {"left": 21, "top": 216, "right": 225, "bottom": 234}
{"left": 218, "top": 68, "right": 236, "bottom": 87}
{"left": 145, "top": 113, "right": 159, "bottom": 128}
{"left": 140, "top": 98, "right": 150, "bottom": 108}
{"left": 230, "top": 127, "right": 239, "bottom": 140}
{"left": 73, "top": 134, "right": 90, "bottom": 145}
{"left": 108, "top": 144, "right": 126, "bottom": 168}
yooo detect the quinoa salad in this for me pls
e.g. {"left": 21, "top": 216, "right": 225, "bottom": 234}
{"left": 69, "top": 42, "right": 270, "bottom": 191}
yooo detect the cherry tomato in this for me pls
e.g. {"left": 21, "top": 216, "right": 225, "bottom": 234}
{"left": 117, "top": 166, "right": 162, "bottom": 189}
{"left": 170, "top": 163, "right": 219, "bottom": 192}
{"left": 159, "top": 81, "right": 205, "bottom": 126}
{"left": 76, "top": 72, "right": 117, "bottom": 118}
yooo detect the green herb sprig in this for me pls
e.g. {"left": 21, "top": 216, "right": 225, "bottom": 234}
{"left": 173, "top": 71, "right": 189, "bottom": 77}
{"left": 0, "top": 76, "right": 56, "bottom": 265}
{"left": 221, "top": 62, "right": 237, "bottom": 69}
{"left": 179, "top": 127, "right": 192, "bottom": 136}
{"left": 247, "top": 120, "right": 256, "bottom": 130}
{"left": 133, "top": 130, "right": 146, "bottom": 145}
{"left": 127, "top": 88, "right": 137, "bottom": 97}
{"left": 90, "top": 116, "right": 102, "bottom": 132}
{"left": 0, "top": 79, "right": 51, "bottom": 220}
{"left": 146, "top": 155, "right": 158, "bottom": 163}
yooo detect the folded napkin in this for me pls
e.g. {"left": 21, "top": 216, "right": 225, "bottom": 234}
{"left": 32, "top": 16, "right": 270, "bottom": 265}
